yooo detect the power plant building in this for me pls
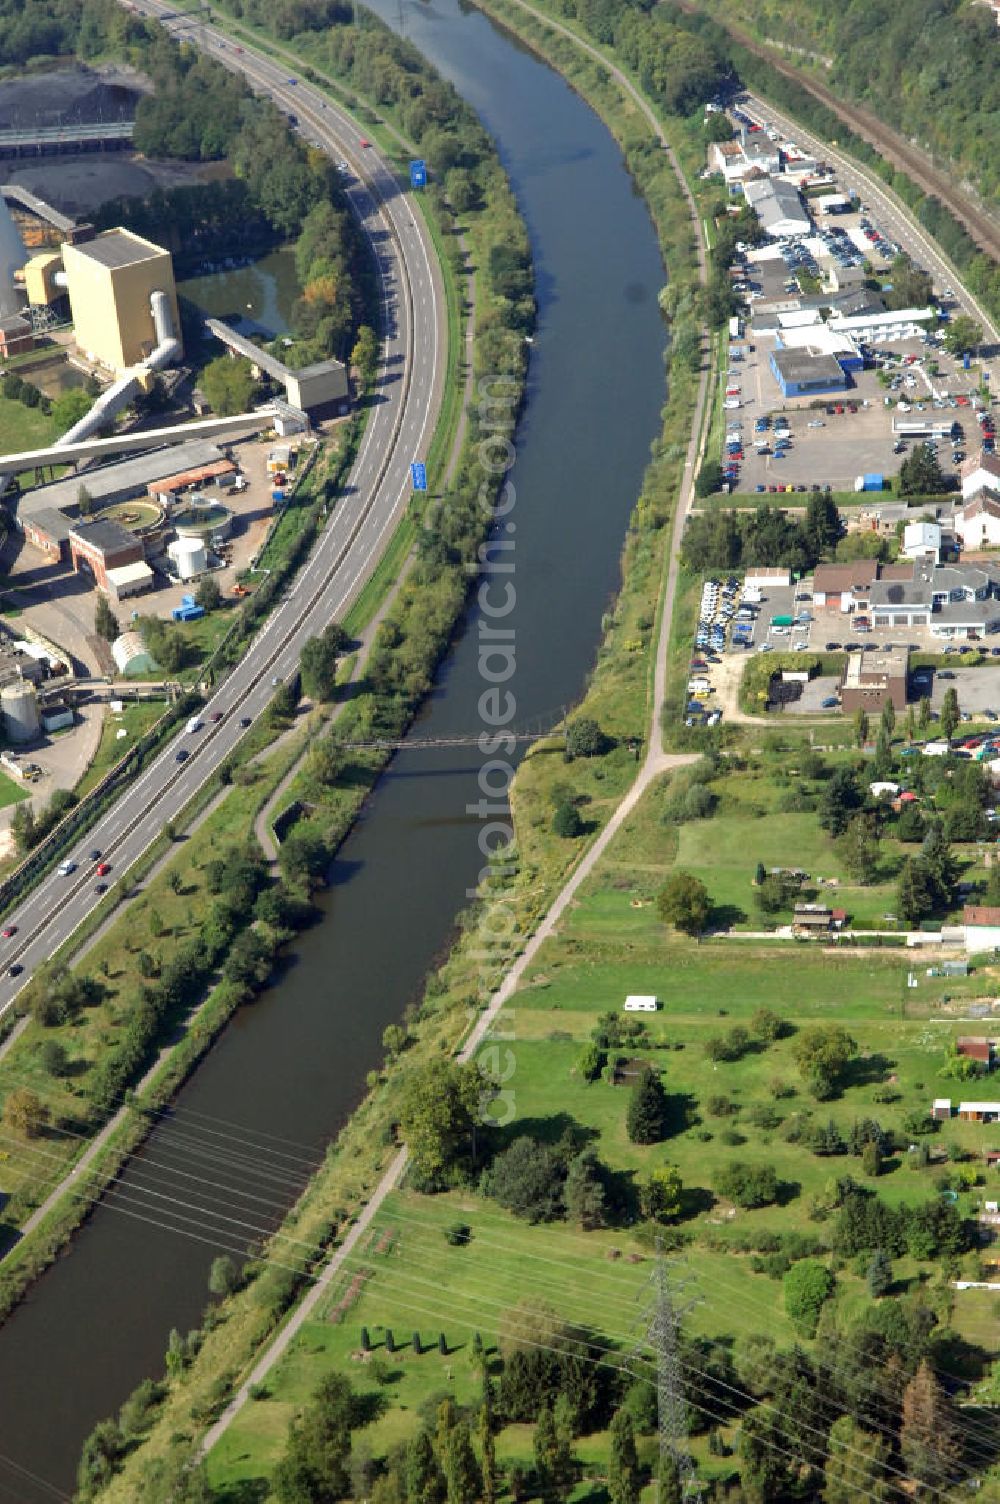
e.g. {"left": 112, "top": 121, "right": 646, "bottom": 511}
{"left": 61, "top": 228, "right": 182, "bottom": 376}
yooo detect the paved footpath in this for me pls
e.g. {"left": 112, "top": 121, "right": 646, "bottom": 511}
{"left": 202, "top": 11, "right": 714, "bottom": 1454}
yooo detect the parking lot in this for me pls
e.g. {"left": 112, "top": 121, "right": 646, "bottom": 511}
{"left": 724, "top": 343, "right": 985, "bottom": 496}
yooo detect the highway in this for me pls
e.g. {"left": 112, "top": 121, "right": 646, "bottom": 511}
{"left": 738, "top": 89, "right": 1000, "bottom": 349}
{"left": 0, "top": 2, "right": 447, "bottom": 1021}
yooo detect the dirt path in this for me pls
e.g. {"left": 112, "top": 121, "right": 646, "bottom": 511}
{"left": 678, "top": 2, "right": 1000, "bottom": 260}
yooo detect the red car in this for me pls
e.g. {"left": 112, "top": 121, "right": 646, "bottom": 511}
{"left": 359, "top": 138, "right": 372, "bottom": 148}
{"left": 2, "top": 926, "right": 16, "bottom": 939}
{"left": 95, "top": 862, "right": 111, "bottom": 877}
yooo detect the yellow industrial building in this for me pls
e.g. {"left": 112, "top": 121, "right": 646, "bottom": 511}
{"left": 59, "top": 228, "right": 181, "bottom": 376}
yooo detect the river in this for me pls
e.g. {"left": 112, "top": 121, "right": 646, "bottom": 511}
{"left": 0, "top": 3, "right": 666, "bottom": 1495}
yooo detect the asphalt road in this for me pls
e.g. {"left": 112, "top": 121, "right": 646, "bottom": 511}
{"left": 0, "top": 2, "right": 447, "bottom": 1019}
{"left": 739, "top": 89, "right": 1000, "bottom": 351}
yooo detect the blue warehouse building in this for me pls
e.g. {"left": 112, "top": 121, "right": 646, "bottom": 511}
{"left": 769, "top": 345, "right": 849, "bottom": 399}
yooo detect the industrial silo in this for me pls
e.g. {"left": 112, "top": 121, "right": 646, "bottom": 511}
{"left": 1, "top": 680, "right": 41, "bottom": 743}
{"left": 0, "top": 197, "right": 27, "bottom": 320}
{"left": 168, "top": 536, "right": 207, "bottom": 580}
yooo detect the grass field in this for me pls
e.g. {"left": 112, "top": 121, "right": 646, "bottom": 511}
{"left": 74, "top": 698, "right": 169, "bottom": 797}
{"left": 0, "top": 395, "right": 57, "bottom": 455}
{"left": 0, "top": 769, "right": 28, "bottom": 808}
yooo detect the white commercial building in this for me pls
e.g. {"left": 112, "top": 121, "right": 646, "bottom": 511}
{"left": 827, "top": 306, "right": 937, "bottom": 343}
{"left": 901, "top": 521, "right": 942, "bottom": 561}
{"left": 744, "top": 176, "right": 812, "bottom": 238}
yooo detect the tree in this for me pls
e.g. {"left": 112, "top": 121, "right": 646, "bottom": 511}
{"left": 823, "top": 1417, "right": 893, "bottom": 1504}
{"left": 899, "top": 443, "right": 945, "bottom": 497}
{"left": 195, "top": 575, "right": 221, "bottom": 611}
{"left": 922, "top": 820, "right": 958, "bottom": 908}
{"left": 803, "top": 491, "right": 841, "bottom": 559}
{"left": 896, "top": 802, "right": 925, "bottom": 842}
{"left": 444, "top": 1421, "right": 481, "bottom": 1504}
{"left": 350, "top": 324, "right": 379, "bottom": 385}
{"left": 656, "top": 871, "right": 710, "bottom": 936}
{"left": 273, "top": 1372, "right": 357, "bottom": 1503}
{"left": 838, "top": 814, "right": 879, "bottom": 885}
{"left": 300, "top": 621, "right": 349, "bottom": 701}
{"left": 897, "top": 855, "right": 936, "bottom": 923}
{"left": 640, "top": 1165, "right": 684, "bottom": 1222}
{"left": 627, "top": 1068, "right": 669, "bottom": 1144}
{"left": 405, "top": 1428, "right": 446, "bottom": 1504}
{"left": 942, "top": 315, "right": 982, "bottom": 358}
{"left": 577, "top": 1042, "right": 605, "bottom": 1081}
{"left": 608, "top": 1409, "right": 641, "bottom": 1504}
{"left": 479, "top": 1401, "right": 497, "bottom": 1504}
{"left": 853, "top": 707, "right": 870, "bottom": 749}
{"left": 715, "top": 1161, "right": 779, "bottom": 1208}
{"left": 867, "top": 1248, "right": 892, "bottom": 1298}
{"left": 77, "top": 482, "right": 94, "bottom": 516}
{"left": 482, "top": 1136, "right": 565, "bottom": 1222}
{"left": 39, "top": 1039, "right": 69, "bottom": 1077}
{"left": 880, "top": 699, "right": 896, "bottom": 739}
{"left": 278, "top": 826, "right": 330, "bottom": 889}
{"left": 77, "top": 1420, "right": 125, "bottom": 1498}
{"left": 200, "top": 354, "right": 259, "bottom": 415}
{"left": 919, "top": 695, "right": 932, "bottom": 732}
{"left": 791, "top": 1025, "right": 857, "bottom": 1099}
{"left": 695, "top": 460, "right": 723, "bottom": 498}
{"left": 819, "top": 766, "right": 862, "bottom": 836}
{"left": 783, "top": 1259, "right": 834, "bottom": 1337}
{"left": 563, "top": 1148, "right": 606, "bottom": 1229}
{"left": 552, "top": 802, "right": 583, "bottom": 838}
{"left": 208, "top": 1255, "right": 239, "bottom": 1298}
{"left": 940, "top": 685, "right": 960, "bottom": 740}
{"left": 533, "top": 1403, "right": 573, "bottom": 1501}
{"left": 565, "top": 717, "right": 608, "bottom": 758}
{"left": 95, "top": 593, "right": 119, "bottom": 643}
{"left": 398, "top": 1059, "right": 482, "bottom": 1182}
{"left": 4, "top": 1086, "right": 48, "bottom": 1138}
{"left": 900, "top": 1360, "right": 962, "bottom": 1493}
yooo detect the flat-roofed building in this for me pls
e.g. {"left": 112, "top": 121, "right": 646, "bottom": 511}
{"left": 769, "top": 345, "right": 848, "bottom": 398}
{"left": 840, "top": 647, "right": 909, "bottom": 714}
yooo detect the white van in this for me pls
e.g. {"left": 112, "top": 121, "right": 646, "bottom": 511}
{"left": 186, "top": 716, "right": 203, "bottom": 734}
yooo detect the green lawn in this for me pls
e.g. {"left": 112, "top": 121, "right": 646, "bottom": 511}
{"left": 0, "top": 768, "right": 28, "bottom": 807}
{"left": 0, "top": 395, "right": 58, "bottom": 454}
{"left": 74, "top": 698, "right": 169, "bottom": 797}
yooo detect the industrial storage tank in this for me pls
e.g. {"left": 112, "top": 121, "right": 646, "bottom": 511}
{"left": 167, "top": 536, "right": 207, "bottom": 580}
{"left": 1, "top": 680, "right": 41, "bottom": 743}
{"left": 0, "top": 197, "right": 26, "bottom": 320}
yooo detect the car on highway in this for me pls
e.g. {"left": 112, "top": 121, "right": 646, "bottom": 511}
{"left": 211, "top": 711, "right": 223, "bottom": 723}
{"left": 176, "top": 748, "right": 190, "bottom": 763}
{"left": 359, "top": 138, "right": 371, "bottom": 147}
{"left": 96, "top": 862, "right": 111, "bottom": 877}
{"left": 88, "top": 849, "right": 101, "bottom": 862}
{"left": 1, "top": 926, "right": 15, "bottom": 939}
{"left": 240, "top": 716, "right": 252, "bottom": 728}
{"left": 8, "top": 964, "right": 21, "bottom": 978}
{"left": 57, "top": 861, "right": 76, "bottom": 876}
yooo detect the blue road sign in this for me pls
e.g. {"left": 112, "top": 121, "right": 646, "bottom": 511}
{"left": 411, "top": 462, "right": 427, "bottom": 491}
{"left": 409, "top": 159, "right": 427, "bottom": 189}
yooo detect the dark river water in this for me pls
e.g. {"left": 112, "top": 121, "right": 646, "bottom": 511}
{"left": 0, "top": 3, "right": 666, "bottom": 1495}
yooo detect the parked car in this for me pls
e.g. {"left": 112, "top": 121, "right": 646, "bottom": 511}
{"left": 821, "top": 696, "right": 839, "bottom": 709}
